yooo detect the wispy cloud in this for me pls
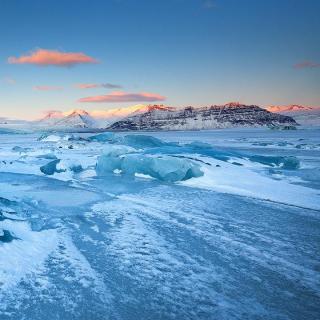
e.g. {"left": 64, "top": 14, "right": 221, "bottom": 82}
{"left": 33, "top": 85, "right": 63, "bottom": 91}
{"left": 293, "top": 60, "right": 320, "bottom": 69}
{"left": 3, "top": 77, "right": 16, "bottom": 85}
{"left": 78, "top": 91, "right": 166, "bottom": 103}
{"left": 75, "top": 83, "right": 122, "bottom": 89}
{"left": 8, "top": 49, "right": 98, "bottom": 67}
{"left": 202, "top": 0, "right": 216, "bottom": 9}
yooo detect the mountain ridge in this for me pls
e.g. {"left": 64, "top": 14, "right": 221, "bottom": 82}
{"left": 108, "top": 104, "right": 297, "bottom": 131}
{"left": 1, "top": 103, "right": 302, "bottom": 131}
{"left": 267, "top": 105, "right": 320, "bottom": 126}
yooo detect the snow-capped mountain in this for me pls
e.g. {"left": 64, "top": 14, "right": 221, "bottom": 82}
{"left": 266, "top": 105, "right": 313, "bottom": 113}
{"left": 53, "top": 110, "right": 97, "bottom": 128}
{"left": 35, "top": 109, "right": 101, "bottom": 129}
{"left": 3, "top": 103, "right": 299, "bottom": 132}
{"left": 267, "top": 105, "right": 320, "bottom": 126}
{"left": 108, "top": 103, "right": 297, "bottom": 131}
{"left": 34, "top": 105, "right": 155, "bottom": 130}
{"left": 37, "top": 110, "right": 64, "bottom": 125}
{"left": 89, "top": 104, "right": 148, "bottom": 121}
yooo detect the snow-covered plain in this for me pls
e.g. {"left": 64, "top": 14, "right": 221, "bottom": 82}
{"left": 0, "top": 128, "right": 319, "bottom": 319}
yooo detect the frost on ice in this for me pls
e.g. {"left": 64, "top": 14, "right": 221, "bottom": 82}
{"left": 0, "top": 129, "right": 319, "bottom": 319}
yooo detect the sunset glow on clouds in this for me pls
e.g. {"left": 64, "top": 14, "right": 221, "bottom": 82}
{"left": 78, "top": 91, "right": 166, "bottom": 103}
{"left": 75, "top": 83, "right": 122, "bottom": 89}
{"left": 8, "top": 49, "right": 98, "bottom": 67}
{"left": 1, "top": 0, "right": 319, "bottom": 121}
{"left": 294, "top": 61, "right": 320, "bottom": 69}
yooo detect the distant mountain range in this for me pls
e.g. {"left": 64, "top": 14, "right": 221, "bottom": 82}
{"left": 266, "top": 105, "right": 314, "bottom": 113}
{"left": 33, "top": 105, "right": 151, "bottom": 129}
{"left": 35, "top": 109, "right": 98, "bottom": 129}
{"left": 2, "top": 103, "right": 319, "bottom": 132}
{"left": 266, "top": 105, "right": 320, "bottom": 126}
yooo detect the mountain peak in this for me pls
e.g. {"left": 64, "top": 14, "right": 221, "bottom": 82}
{"left": 41, "top": 110, "right": 63, "bottom": 121}
{"left": 266, "top": 105, "right": 314, "bottom": 113}
{"left": 224, "top": 102, "right": 244, "bottom": 107}
{"left": 65, "top": 109, "right": 90, "bottom": 117}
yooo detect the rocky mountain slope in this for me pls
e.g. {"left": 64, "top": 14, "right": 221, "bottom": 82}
{"left": 108, "top": 103, "right": 297, "bottom": 131}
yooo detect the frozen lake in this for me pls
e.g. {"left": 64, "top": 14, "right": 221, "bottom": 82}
{"left": 0, "top": 128, "right": 319, "bottom": 319}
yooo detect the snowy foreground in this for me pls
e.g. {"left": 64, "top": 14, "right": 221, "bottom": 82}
{"left": 0, "top": 128, "right": 319, "bottom": 320}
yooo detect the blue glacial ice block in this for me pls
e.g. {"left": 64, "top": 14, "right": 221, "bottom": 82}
{"left": 40, "top": 159, "right": 63, "bottom": 175}
{"left": 36, "top": 153, "right": 58, "bottom": 160}
{"left": 249, "top": 155, "right": 300, "bottom": 170}
{"left": 88, "top": 132, "right": 115, "bottom": 142}
{"left": 96, "top": 152, "right": 203, "bottom": 182}
{"left": 120, "top": 135, "right": 171, "bottom": 148}
{"left": 95, "top": 145, "right": 135, "bottom": 174}
{"left": 40, "top": 159, "right": 84, "bottom": 175}
{"left": 0, "top": 229, "right": 18, "bottom": 243}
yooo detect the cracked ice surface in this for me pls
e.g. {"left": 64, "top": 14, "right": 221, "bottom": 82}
{"left": 0, "top": 128, "right": 319, "bottom": 320}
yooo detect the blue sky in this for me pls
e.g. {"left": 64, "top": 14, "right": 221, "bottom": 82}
{"left": 0, "top": 0, "right": 319, "bottom": 119}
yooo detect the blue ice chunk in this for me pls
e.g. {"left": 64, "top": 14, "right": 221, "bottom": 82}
{"left": 96, "top": 153, "right": 203, "bottom": 182}
{"left": 95, "top": 145, "right": 134, "bottom": 173}
{"left": 0, "top": 229, "right": 18, "bottom": 243}
{"left": 40, "top": 159, "right": 64, "bottom": 175}
{"left": 278, "top": 157, "right": 300, "bottom": 170}
{"left": 40, "top": 159, "right": 83, "bottom": 175}
{"left": 186, "top": 141, "right": 212, "bottom": 149}
{"left": 120, "top": 135, "right": 169, "bottom": 148}
{"left": 88, "top": 132, "right": 115, "bottom": 142}
{"left": 102, "top": 145, "right": 137, "bottom": 157}
{"left": 183, "top": 142, "right": 233, "bottom": 161}
{"left": 36, "top": 153, "right": 58, "bottom": 160}
{"left": 96, "top": 154, "right": 122, "bottom": 174}
{"left": 69, "top": 164, "right": 83, "bottom": 173}
{"left": 249, "top": 155, "right": 300, "bottom": 170}
{"left": 183, "top": 142, "right": 300, "bottom": 169}
{"left": 38, "top": 133, "right": 76, "bottom": 142}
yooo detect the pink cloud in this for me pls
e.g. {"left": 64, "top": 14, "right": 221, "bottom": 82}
{"left": 293, "top": 61, "right": 320, "bottom": 69}
{"left": 75, "top": 83, "right": 122, "bottom": 89}
{"left": 33, "top": 85, "right": 63, "bottom": 91}
{"left": 78, "top": 91, "right": 166, "bottom": 103}
{"left": 8, "top": 49, "right": 98, "bottom": 67}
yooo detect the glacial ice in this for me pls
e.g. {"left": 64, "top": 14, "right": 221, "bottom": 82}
{"left": 40, "top": 159, "right": 84, "bottom": 175}
{"left": 88, "top": 132, "right": 115, "bottom": 142}
{"left": 40, "top": 159, "right": 63, "bottom": 175}
{"left": 119, "top": 134, "right": 172, "bottom": 148}
{"left": 96, "top": 147, "right": 203, "bottom": 182}
{"left": 0, "top": 129, "right": 320, "bottom": 319}
{"left": 38, "top": 133, "right": 75, "bottom": 142}
{"left": 249, "top": 155, "right": 300, "bottom": 170}
{"left": 0, "top": 229, "right": 17, "bottom": 243}
{"left": 36, "top": 153, "right": 58, "bottom": 160}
